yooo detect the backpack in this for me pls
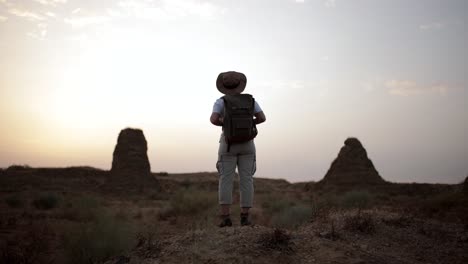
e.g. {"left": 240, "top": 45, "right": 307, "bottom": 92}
{"left": 222, "top": 94, "right": 258, "bottom": 148}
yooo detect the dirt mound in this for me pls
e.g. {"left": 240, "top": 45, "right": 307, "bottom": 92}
{"left": 109, "top": 128, "right": 156, "bottom": 191}
{"left": 320, "top": 138, "right": 386, "bottom": 185}
{"left": 109, "top": 211, "right": 468, "bottom": 264}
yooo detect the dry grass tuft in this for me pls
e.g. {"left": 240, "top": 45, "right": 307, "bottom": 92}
{"left": 5, "top": 194, "right": 24, "bottom": 209}
{"left": 382, "top": 212, "right": 414, "bottom": 228}
{"left": 32, "top": 193, "right": 60, "bottom": 210}
{"left": 258, "top": 228, "right": 294, "bottom": 252}
{"left": 270, "top": 204, "right": 313, "bottom": 229}
{"left": 62, "top": 210, "right": 137, "bottom": 264}
{"left": 343, "top": 212, "right": 376, "bottom": 234}
{"left": 0, "top": 223, "right": 54, "bottom": 264}
{"left": 159, "top": 187, "right": 215, "bottom": 219}
{"left": 135, "top": 227, "right": 161, "bottom": 259}
{"left": 61, "top": 196, "right": 101, "bottom": 222}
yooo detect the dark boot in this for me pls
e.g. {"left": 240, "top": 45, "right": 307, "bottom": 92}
{"left": 240, "top": 213, "right": 251, "bottom": 226}
{"left": 219, "top": 215, "right": 232, "bottom": 227}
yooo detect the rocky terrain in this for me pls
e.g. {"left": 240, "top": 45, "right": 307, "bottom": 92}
{"left": 0, "top": 135, "right": 467, "bottom": 264}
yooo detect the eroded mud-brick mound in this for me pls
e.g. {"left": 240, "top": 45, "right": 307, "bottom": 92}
{"left": 464, "top": 176, "right": 468, "bottom": 194}
{"left": 320, "top": 138, "right": 386, "bottom": 186}
{"left": 109, "top": 128, "right": 157, "bottom": 191}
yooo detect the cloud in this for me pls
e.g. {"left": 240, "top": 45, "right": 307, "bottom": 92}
{"left": 33, "top": 0, "right": 67, "bottom": 6}
{"left": 65, "top": 15, "right": 110, "bottom": 28}
{"left": 257, "top": 80, "right": 332, "bottom": 97}
{"left": 8, "top": 8, "right": 46, "bottom": 21}
{"left": 168, "top": 0, "right": 222, "bottom": 18}
{"left": 45, "top": 12, "right": 56, "bottom": 17}
{"left": 62, "top": 0, "right": 226, "bottom": 29}
{"left": 115, "top": 1, "right": 172, "bottom": 21}
{"left": 63, "top": 7, "right": 114, "bottom": 28}
{"left": 295, "top": 0, "right": 305, "bottom": 3}
{"left": 258, "top": 80, "right": 307, "bottom": 90}
{"left": 324, "top": 0, "right": 336, "bottom": 8}
{"left": 72, "top": 8, "right": 81, "bottom": 14}
{"left": 386, "top": 80, "right": 448, "bottom": 96}
{"left": 419, "top": 22, "right": 443, "bottom": 31}
{"left": 27, "top": 22, "right": 48, "bottom": 40}
{"left": 116, "top": 0, "right": 225, "bottom": 21}
{"left": 361, "top": 78, "right": 383, "bottom": 92}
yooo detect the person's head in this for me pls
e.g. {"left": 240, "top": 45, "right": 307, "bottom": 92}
{"left": 216, "top": 71, "right": 247, "bottom": 95}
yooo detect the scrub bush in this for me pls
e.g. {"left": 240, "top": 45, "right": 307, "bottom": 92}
{"left": 5, "top": 195, "right": 23, "bottom": 208}
{"left": 340, "top": 190, "right": 373, "bottom": 214}
{"left": 62, "top": 210, "right": 137, "bottom": 264}
{"left": 32, "top": 193, "right": 60, "bottom": 210}
{"left": 166, "top": 188, "right": 215, "bottom": 216}
{"left": 270, "top": 204, "right": 313, "bottom": 229}
{"left": 61, "top": 196, "right": 101, "bottom": 222}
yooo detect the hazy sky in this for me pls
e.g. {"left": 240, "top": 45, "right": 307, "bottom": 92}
{"left": 0, "top": 0, "right": 467, "bottom": 183}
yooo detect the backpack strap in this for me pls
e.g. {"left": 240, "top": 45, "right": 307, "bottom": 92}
{"left": 221, "top": 96, "right": 230, "bottom": 152}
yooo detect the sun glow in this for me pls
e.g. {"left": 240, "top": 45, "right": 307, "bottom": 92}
{"left": 47, "top": 28, "right": 218, "bottom": 134}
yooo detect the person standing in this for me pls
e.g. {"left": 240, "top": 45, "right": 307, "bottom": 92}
{"left": 210, "top": 71, "right": 266, "bottom": 227}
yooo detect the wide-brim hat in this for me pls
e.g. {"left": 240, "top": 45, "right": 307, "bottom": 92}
{"left": 216, "top": 71, "right": 247, "bottom": 95}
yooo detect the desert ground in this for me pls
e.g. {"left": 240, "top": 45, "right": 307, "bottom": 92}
{"left": 0, "top": 166, "right": 467, "bottom": 264}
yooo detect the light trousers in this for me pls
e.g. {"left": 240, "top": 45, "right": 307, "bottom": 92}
{"left": 216, "top": 136, "right": 256, "bottom": 208}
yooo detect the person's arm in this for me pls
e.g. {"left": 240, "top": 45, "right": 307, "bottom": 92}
{"left": 254, "top": 111, "right": 266, "bottom": 125}
{"left": 210, "top": 112, "right": 223, "bottom": 126}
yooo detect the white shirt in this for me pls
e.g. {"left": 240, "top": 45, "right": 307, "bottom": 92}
{"left": 212, "top": 98, "right": 263, "bottom": 114}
